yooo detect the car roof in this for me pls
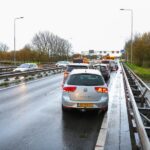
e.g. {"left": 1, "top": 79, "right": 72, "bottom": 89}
{"left": 70, "top": 69, "right": 102, "bottom": 76}
{"left": 68, "top": 63, "right": 89, "bottom": 66}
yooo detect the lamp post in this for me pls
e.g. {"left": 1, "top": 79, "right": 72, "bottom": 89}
{"left": 14, "top": 17, "right": 24, "bottom": 65}
{"left": 120, "top": 9, "right": 133, "bottom": 64}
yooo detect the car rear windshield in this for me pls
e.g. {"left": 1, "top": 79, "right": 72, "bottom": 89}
{"left": 66, "top": 66, "right": 88, "bottom": 72}
{"left": 100, "top": 66, "right": 107, "bottom": 71}
{"left": 67, "top": 73, "right": 104, "bottom": 86}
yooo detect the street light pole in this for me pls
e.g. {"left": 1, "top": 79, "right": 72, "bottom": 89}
{"left": 120, "top": 9, "right": 133, "bottom": 64}
{"left": 14, "top": 17, "right": 24, "bottom": 65}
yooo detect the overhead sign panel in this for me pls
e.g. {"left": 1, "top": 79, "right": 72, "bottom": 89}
{"left": 120, "top": 49, "right": 125, "bottom": 54}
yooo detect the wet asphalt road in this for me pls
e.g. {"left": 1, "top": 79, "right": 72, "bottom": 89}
{"left": 0, "top": 72, "right": 116, "bottom": 150}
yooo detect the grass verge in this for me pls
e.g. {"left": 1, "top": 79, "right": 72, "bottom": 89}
{"left": 126, "top": 63, "right": 150, "bottom": 82}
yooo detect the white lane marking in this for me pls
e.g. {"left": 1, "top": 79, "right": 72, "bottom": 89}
{"left": 95, "top": 113, "right": 108, "bottom": 150}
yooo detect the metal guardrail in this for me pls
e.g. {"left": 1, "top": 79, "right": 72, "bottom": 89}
{"left": 0, "top": 66, "right": 16, "bottom": 72}
{"left": 0, "top": 67, "right": 64, "bottom": 82}
{"left": 0, "top": 63, "right": 56, "bottom": 74}
{"left": 122, "top": 63, "right": 150, "bottom": 150}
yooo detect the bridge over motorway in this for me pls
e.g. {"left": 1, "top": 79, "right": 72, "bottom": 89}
{"left": 0, "top": 63, "right": 149, "bottom": 150}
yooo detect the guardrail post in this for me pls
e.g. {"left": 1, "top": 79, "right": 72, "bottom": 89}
{"left": 15, "top": 76, "right": 19, "bottom": 80}
{"left": 37, "top": 73, "right": 42, "bottom": 78}
{"left": 4, "top": 76, "right": 9, "bottom": 81}
{"left": 140, "top": 89, "right": 148, "bottom": 107}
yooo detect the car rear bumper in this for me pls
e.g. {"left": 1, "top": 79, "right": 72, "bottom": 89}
{"left": 62, "top": 95, "right": 108, "bottom": 109}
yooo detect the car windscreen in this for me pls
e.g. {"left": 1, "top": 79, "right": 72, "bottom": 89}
{"left": 66, "top": 66, "right": 88, "bottom": 72}
{"left": 19, "top": 64, "right": 30, "bottom": 68}
{"left": 67, "top": 73, "right": 104, "bottom": 86}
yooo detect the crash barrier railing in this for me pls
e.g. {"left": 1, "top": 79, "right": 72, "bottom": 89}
{"left": 122, "top": 63, "right": 150, "bottom": 150}
{"left": 0, "top": 66, "right": 16, "bottom": 73}
{"left": 0, "top": 63, "right": 57, "bottom": 73}
{"left": 0, "top": 64, "right": 57, "bottom": 75}
{"left": 0, "top": 67, "right": 64, "bottom": 83}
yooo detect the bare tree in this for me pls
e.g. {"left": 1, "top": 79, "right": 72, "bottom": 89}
{"left": 31, "top": 31, "right": 72, "bottom": 62}
{"left": 0, "top": 42, "right": 9, "bottom": 51}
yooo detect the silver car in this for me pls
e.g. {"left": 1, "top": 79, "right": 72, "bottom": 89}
{"left": 62, "top": 69, "right": 109, "bottom": 112}
{"left": 55, "top": 61, "right": 70, "bottom": 67}
{"left": 13, "top": 63, "right": 38, "bottom": 72}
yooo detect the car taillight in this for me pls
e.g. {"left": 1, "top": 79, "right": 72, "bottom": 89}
{"left": 64, "top": 72, "right": 69, "bottom": 78}
{"left": 95, "top": 87, "right": 108, "bottom": 93}
{"left": 63, "top": 86, "right": 77, "bottom": 92}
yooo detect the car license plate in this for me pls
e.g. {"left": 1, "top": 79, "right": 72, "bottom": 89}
{"left": 78, "top": 103, "right": 93, "bottom": 108}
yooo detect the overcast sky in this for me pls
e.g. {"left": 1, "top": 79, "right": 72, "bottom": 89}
{"left": 0, "top": 0, "right": 150, "bottom": 53}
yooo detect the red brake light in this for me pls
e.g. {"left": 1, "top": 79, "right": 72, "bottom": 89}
{"left": 64, "top": 72, "right": 69, "bottom": 78}
{"left": 95, "top": 87, "right": 108, "bottom": 93}
{"left": 63, "top": 86, "right": 77, "bottom": 92}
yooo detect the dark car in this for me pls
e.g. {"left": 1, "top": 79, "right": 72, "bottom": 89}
{"left": 100, "top": 60, "right": 111, "bottom": 71}
{"left": 94, "top": 64, "right": 110, "bottom": 81}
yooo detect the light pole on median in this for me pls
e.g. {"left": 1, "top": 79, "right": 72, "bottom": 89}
{"left": 14, "top": 17, "right": 24, "bottom": 65}
{"left": 120, "top": 9, "right": 133, "bottom": 64}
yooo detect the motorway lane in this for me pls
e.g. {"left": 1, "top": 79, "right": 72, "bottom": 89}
{"left": 0, "top": 72, "right": 113, "bottom": 150}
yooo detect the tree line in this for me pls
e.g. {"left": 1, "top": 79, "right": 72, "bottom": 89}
{"left": 125, "top": 32, "right": 150, "bottom": 67}
{"left": 0, "top": 31, "right": 72, "bottom": 64}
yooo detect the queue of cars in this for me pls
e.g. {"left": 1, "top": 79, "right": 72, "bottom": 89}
{"left": 101, "top": 60, "right": 118, "bottom": 71}
{"left": 60, "top": 59, "right": 118, "bottom": 113}
{"left": 13, "top": 60, "right": 117, "bottom": 113}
